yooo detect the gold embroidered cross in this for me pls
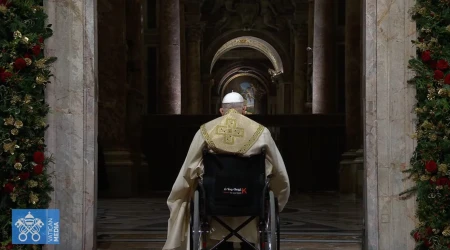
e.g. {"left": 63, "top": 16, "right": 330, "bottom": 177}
{"left": 215, "top": 118, "right": 244, "bottom": 144}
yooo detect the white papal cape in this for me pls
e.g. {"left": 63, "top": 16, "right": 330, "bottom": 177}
{"left": 163, "top": 109, "right": 290, "bottom": 250}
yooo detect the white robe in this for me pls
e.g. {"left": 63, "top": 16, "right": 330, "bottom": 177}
{"left": 163, "top": 110, "right": 290, "bottom": 250}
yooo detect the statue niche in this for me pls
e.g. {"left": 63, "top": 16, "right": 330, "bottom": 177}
{"left": 209, "top": 0, "right": 289, "bottom": 32}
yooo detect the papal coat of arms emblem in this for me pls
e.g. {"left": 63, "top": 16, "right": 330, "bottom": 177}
{"left": 14, "top": 211, "right": 45, "bottom": 242}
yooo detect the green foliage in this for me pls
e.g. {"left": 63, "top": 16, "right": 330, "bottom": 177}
{"left": 0, "top": 0, "right": 55, "bottom": 249}
{"left": 402, "top": 0, "right": 450, "bottom": 249}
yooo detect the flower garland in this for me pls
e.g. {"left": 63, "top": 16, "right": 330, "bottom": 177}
{"left": 0, "top": 0, "right": 55, "bottom": 249}
{"left": 402, "top": 0, "right": 450, "bottom": 249}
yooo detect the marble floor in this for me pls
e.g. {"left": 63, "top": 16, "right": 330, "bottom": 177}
{"left": 97, "top": 192, "right": 364, "bottom": 249}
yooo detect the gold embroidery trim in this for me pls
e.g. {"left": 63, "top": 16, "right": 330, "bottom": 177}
{"left": 200, "top": 124, "right": 216, "bottom": 150}
{"left": 237, "top": 124, "right": 265, "bottom": 154}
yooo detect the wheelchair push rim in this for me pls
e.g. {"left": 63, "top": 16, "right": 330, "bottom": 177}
{"left": 261, "top": 190, "right": 278, "bottom": 250}
{"left": 190, "top": 190, "right": 201, "bottom": 250}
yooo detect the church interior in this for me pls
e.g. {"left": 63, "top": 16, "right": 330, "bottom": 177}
{"left": 95, "top": 0, "right": 364, "bottom": 249}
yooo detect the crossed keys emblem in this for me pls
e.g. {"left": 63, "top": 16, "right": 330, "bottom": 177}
{"left": 15, "top": 212, "right": 45, "bottom": 242}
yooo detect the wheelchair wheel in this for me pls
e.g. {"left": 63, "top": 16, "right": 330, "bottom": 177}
{"left": 275, "top": 197, "right": 280, "bottom": 250}
{"left": 265, "top": 191, "right": 277, "bottom": 250}
{"left": 191, "top": 190, "right": 201, "bottom": 250}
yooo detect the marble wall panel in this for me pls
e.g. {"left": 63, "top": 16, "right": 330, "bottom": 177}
{"left": 44, "top": 0, "right": 97, "bottom": 249}
{"left": 364, "top": 0, "right": 417, "bottom": 249}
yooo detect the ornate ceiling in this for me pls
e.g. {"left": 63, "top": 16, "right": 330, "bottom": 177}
{"left": 200, "top": 0, "right": 295, "bottom": 32}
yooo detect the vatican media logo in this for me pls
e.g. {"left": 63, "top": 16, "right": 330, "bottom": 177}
{"left": 12, "top": 209, "right": 60, "bottom": 244}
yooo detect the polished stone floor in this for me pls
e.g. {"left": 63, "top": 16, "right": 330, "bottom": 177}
{"left": 97, "top": 192, "right": 364, "bottom": 249}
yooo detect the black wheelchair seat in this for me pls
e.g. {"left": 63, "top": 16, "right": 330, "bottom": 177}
{"left": 190, "top": 147, "right": 280, "bottom": 250}
{"left": 202, "top": 150, "right": 266, "bottom": 216}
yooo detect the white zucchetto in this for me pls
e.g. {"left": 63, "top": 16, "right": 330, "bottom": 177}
{"left": 222, "top": 91, "right": 244, "bottom": 104}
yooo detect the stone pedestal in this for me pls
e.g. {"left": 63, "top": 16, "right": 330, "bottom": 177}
{"left": 159, "top": 0, "right": 181, "bottom": 114}
{"left": 292, "top": 24, "right": 308, "bottom": 114}
{"left": 312, "top": 0, "right": 335, "bottom": 114}
{"left": 186, "top": 23, "right": 205, "bottom": 114}
{"left": 345, "top": 0, "right": 363, "bottom": 150}
{"left": 44, "top": 0, "right": 97, "bottom": 249}
{"left": 339, "top": 149, "right": 358, "bottom": 194}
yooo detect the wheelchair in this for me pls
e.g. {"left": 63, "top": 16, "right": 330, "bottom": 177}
{"left": 190, "top": 147, "right": 280, "bottom": 250}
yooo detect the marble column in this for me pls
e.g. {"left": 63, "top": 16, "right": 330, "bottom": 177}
{"left": 186, "top": 23, "right": 205, "bottom": 114}
{"left": 292, "top": 23, "right": 308, "bottom": 114}
{"left": 44, "top": 0, "right": 97, "bottom": 249}
{"left": 98, "top": 0, "right": 128, "bottom": 148}
{"left": 345, "top": 0, "right": 362, "bottom": 150}
{"left": 97, "top": 0, "right": 135, "bottom": 198}
{"left": 125, "top": 0, "right": 148, "bottom": 196}
{"left": 364, "top": 0, "right": 417, "bottom": 248}
{"left": 276, "top": 81, "right": 285, "bottom": 114}
{"left": 312, "top": 0, "right": 335, "bottom": 114}
{"left": 306, "top": 0, "right": 314, "bottom": 108}
{"left": 159, "top": 0, "right": 181, "bottom": 114}
{"left": 180, "top": 1, "right": 187, "bottom": 114}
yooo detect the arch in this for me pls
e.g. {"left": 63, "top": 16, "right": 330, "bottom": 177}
{"left": 210, "top": 36, "right": 284, "bottom": 74}
{"left": 211, "top": 61, "right": 273, "bottom": 96}
{"left": 220, "top": 72, "right": 269, "bottom": 98}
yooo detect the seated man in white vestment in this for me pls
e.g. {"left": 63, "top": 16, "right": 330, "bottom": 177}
{"left": 163, "top": 91, "right": 290, "bottom": 250}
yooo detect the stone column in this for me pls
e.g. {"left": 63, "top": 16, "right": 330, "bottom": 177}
{"left": 364, "top": 0, "right": 416, "bottom": 248}
{"left": 159, "top": 0, "right": 181, "bottom": 114}
{"left": 180, "top": 0, "right": 187, "bottom": 114}
{"left": 125, "top": 0, "right": 148, "bottom": 196}
{"left": 345, "top": 0, "right": 362, "bottom": 150}
{"left": 306, "top": 0, "right": 314, "bottom": 108}
{"left": 97, "top": 0, "right": 135, "bottom": 198}
{"left": 312, "top": 0, "right": 335, "bottom": 114}
{"left": 98, "top": 0, "right": 128, "bottom": 148}
{"left": 291, "top": 23, "right": 308, "bottom": 114}
{"left": 44, "top": 0, "right": 97, "bottom": 249}
{"left": 276, "top": 81, "right": 285, "bottom": 114}
{"left": 186, "top": 23, "right": 205, "bottom": 114}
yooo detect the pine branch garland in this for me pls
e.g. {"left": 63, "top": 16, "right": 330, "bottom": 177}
{"left": 401, "top": 0, "right": 450, "bottom": 249}
{"left": 0, "top": 0, "right": 55, "bottom": 249}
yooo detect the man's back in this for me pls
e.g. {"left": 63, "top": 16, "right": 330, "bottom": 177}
{"left": 163, "top": 101, "right": 290, "bottom": 250}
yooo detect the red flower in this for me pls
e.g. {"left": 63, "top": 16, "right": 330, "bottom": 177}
{"left": 33, "top": 164, "right": 44, "bottom": 175}
{"left": 445, "top": 74, "right": 450, "bottom": 85}
{"left": 33, "top": 151, "right": 45, "bottom": 164}
{"left": 422, "top": 50, "right": 432, "bottom": 62}
{"left": 424, "top": 239, "right": 432, "bottom": 247}
{"left": 413, "top": 231, "right": 421, "bottom": 241}
{"left": 434, "top": 70, "right": 444, "bottom": 80}
{"left": 39, "top": 36, "right": 44, "bottom": 44}
{"left": 32, "top": 45, "right": 41, "bottom": 56}
{"left": 425, "top": 160, "right": 438, "bottom": 173}
{"left": 0, "top": 68, "right": 12, "bottom": 83}
{"left": 5, "top": 242, "right": 13, "bottom": 250}
{"left": 426, "top": 227, "right": 433, "bottom": 235}
{"left": 13, "top": 58, "right": 27, "bottom": 71}
{"left": 3, "top": 183, "right": 14, "bottom": 193}
{"left": 19, "top": 172, "right": 30, "bottom": 180}
{"left": 24, "top": 53, "right": 31, "bottom": 59}
{"left": 0, "top": 0, "right": 11, "bottom": 7}
{"left": 436, "top": 177, "right": 450, "bottom": 186}
{"left": 436, "top": 59, "right": 449, "bottom": 70}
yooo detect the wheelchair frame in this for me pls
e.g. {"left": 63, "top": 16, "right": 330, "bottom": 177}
{"left": 190, "top": 148, "right": 280, "bottom": 250}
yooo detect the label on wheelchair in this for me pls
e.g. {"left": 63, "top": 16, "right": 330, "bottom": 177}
{"left": 223, "top": 187, "right": 248, "bottom": 195}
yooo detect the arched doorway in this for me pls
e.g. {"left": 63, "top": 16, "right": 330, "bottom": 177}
{"left": 208, "top": 36, "right": 285, "bottom": 115}
{"left": 222, "top": 74, "right": 268, "bottom": 114}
